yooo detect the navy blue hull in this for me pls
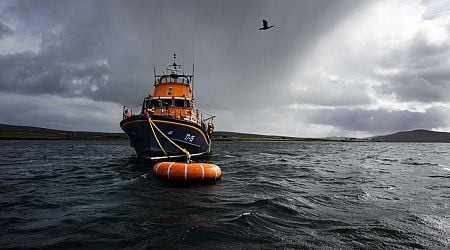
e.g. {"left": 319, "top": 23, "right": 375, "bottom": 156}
{"left": 120, "top": 115, "right": 211, "bottom": 160}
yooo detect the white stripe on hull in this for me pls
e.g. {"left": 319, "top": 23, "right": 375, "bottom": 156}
{"left": 141, "top": 152, "right": 207, "bottom": 161}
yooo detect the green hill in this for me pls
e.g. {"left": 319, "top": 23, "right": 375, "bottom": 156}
{"left": 0, "top": 123, "right": 127, "bottom": 140}
{"left": 4, "top": 124, "right": 446, "bottom": 142}
{"left": 372, "top": 129, "right": 450, "bottom": 142}
{"left": 212, "top": 131, "right": 367, "bottom": 142}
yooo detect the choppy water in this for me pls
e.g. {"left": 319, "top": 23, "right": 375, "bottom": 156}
{"left": 1, "top": 140, "right": 449, "bottom": 249}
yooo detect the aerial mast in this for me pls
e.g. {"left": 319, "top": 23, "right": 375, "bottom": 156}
{"left": 152, "top": 37, "right": 157, "bottom": 83}
{"left": 192, "top": 34, "right": 195, "bottom": 98}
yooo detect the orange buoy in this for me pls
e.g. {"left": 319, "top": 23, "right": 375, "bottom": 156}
{"left": 153, "top": 162, "right": 221, "bottom": 183}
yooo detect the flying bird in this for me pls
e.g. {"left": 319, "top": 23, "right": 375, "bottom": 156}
{"left": 259, "top": 19, "right": 274, "bottom": 30}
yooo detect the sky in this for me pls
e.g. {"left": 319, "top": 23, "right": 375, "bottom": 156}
{"left": 0, "top": 0, "right": 450, "bottom": 137}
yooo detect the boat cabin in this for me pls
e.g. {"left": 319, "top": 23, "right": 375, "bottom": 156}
{"left": 142, "top": 54, "right": 200, "bottom": 122}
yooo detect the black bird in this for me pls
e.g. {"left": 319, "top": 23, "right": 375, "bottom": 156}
{"left": 259, "top": 19, "right": 274, "bottom": 30}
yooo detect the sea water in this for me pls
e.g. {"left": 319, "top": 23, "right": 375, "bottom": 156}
{"left": 1, "top": 140, "right": 449, "bottom": 249}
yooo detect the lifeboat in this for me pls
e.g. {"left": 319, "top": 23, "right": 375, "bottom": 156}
{"left": 153, "top": 162, "right": 221, "bottom": 183}
{"left": 120, "top": 53, "right": 215, "bottom": 161}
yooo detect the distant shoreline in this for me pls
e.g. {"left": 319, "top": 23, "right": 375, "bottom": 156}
{"left": 0, "top": 131, "right": 369, "bottom": 142}
{"left": 0, "top": 123, "right": 368, "bottom": 142}
{"left": 212, "top": 137, "right": 369, "bottom": 142}
{"left": 0, "top": 131, "right": 127, "bottom": 141}
{"left": 1, "top": 124, "right": 449, "bottom": 143}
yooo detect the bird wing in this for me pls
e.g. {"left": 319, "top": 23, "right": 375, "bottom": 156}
{"left": 263, "top": 19, "right": 268, "bottom": 27}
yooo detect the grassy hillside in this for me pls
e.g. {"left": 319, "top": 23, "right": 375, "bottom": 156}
{"left": 3, "top": 124, "right": 447, "bottom": 142}
{"left": 372, "top": 129, "right": 450, "bottom": 143}
{"left": 0, "top": 124, "right": 367, "bottom": 142}
{"left": 212, "top": 131, "right": 368, "bottom": 142}
{"left": 0, "top": 124, "right": 127, "bottom": 140}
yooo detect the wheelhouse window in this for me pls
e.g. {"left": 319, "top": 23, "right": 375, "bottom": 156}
{"left": 146, "top": 99, "right": 158, "bottom": 108}
{"left": 174, "top": 99, "right": 185, "bottom": 107}
{"left": 160, "top": 99, "right": 172, "bottom": 107}
{"left": 146, "top": 98, "right": 173, "bottom": 108}
{"left": 158, "top": 75, "right": 190, "bottom": 84}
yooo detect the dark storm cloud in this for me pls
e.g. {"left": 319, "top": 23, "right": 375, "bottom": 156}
{"left": 0, "top": 0, "right": 139, "bottom": 103}
{"left": 0, "top": 22, "right": 13, "bottom": 39}
{"left": 2, "top": 0, "right": 448, "bottom": 135}
{"left": 0, "top": 50, "right": 110, "bottom": 96}
{"left": 0, "top": 0, "right": 369, "bottom": 108}
{"left": 377, "top": 75, "right": 450, "bottom": 103}
{"left": 3, "top": 0, "right": 73, "bottom": 32}
{"left": 374, "top": 23, "right": 450, "bottom": 103}
{"left": 307, "top": 107, "right": 449, "bottom": 132}
{"left": 0, "top": 92, "right": 121, "bottom": 132}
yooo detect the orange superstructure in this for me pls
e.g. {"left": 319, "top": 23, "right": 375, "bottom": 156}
{"left": 153, "top": 82, "right": 191, "bottom": 97}
{"left": 140, "top": 54, "right": 210, "bottom": 126}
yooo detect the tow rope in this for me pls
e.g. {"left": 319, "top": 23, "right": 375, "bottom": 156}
{"left": 146, "top": 111, "right": 191, "bottom": 162}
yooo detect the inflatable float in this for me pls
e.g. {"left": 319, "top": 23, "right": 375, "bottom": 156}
{"left": 153, "top": 162, "right": 221, "bottom": 183}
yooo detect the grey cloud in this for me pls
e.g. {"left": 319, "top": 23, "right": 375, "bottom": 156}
{"left": 307, "top": 107, "right": 449, "bottom": 133}
{"left": 374, "top": 24, "right": 450, "bottom": 103}
{"left": 0, "top": 22, "right": 13, "bottom": 39}
{"left": 422, "top": 0, "right": 450, "bottom": 19}
{"left": 0, "top": 0, "right": 369, "bottom": 109}
{"left": 0, "top": 1, "right": 117, "bottom": 100}
{"left": 0, "top": 92, "right": 122, "bottom": 132}
{"left": 289, "top": 79, "right": 372, "bottom": 107}
{"left": 378, "top": 76, "right": 449, "bottom": 102}
{"left": 3, "top": 0, "right": 448, "bottom": 136}
{"left": 4, "top": 0, "right": 73, "bottom": 32}
{"left": 0, "top": 50, "right": 110, "bottom": 97}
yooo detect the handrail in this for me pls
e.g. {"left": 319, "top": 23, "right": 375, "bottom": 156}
{"left": 122, "top": 104, "right": 141, "bottom": 119}
{"left": 197, "top": 109, "right": 214, "bottom": 118}
{"left": 123, "top": 102, "right": 215, "bottom": 132}
{"left": 197, "top": 110, "right": 215, "bottom": 123}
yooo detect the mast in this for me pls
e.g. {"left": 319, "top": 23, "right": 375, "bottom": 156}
{"left": 152, "top": 36, "right": 157, "bottom": 83}
{"left": 192, "top": 63, "right": 194, "bottom": 98}
{"left": 192, "top": 34, "right": 195, "bottom": 99}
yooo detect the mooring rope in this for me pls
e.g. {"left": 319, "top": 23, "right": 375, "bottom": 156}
{"left": 148, "top": 117, "right": 168, "bottom": 156}
{"left": 146, "top": 111, "right": 191, "bottom": 162}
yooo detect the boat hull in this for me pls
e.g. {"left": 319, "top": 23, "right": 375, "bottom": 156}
{"left": 120, "top": 115, "right": 211, "bottom": 160}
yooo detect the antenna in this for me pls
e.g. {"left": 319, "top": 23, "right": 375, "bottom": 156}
{"left": 152, "top": 36, "right": 157, "bottom": 82}
{"left": 192, "top": 32, "right": 195, "bottom": 98}
{"left": 182, "top": 40, "right": 185, "bottom": 74}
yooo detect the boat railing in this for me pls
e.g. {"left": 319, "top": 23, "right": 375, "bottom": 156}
{"left": 122, "top": 105, "right": 141, "bottom": 119}
{"left": 148, "top": 106, "right": 215, "bottom": 128}
{"left": 198, "top": 109, "right": 216, "bottom": 124}
{"left": 152, "top": 106, "right": 200, "bottom": 121}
